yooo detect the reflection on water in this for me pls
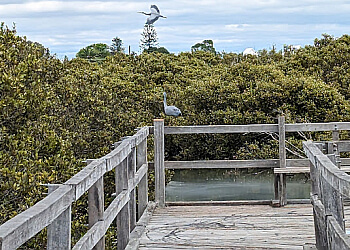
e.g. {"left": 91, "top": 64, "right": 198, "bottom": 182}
{"left": 165, "top": 169, "right": 311, "bottom": 202}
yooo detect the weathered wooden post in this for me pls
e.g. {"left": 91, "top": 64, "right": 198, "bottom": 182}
{"left": 154, "top": 119, "right": 165, "bottom": 207}
{"left": 47, "top": 184, "right": 71, "bottom": 250}
{"left": 87, "top": 159, "right": 105, "bottom": 249}
{"left": 275, "top": 115, "right": 287, "bottom": 206}
{"left": 332, "top": 125, "right": 339, "bottom": 141}
{"left": 137, "top": 137, "right": 148, "bottom": 219}
{"left": 116, "top": 157, "right": 130, "bottom": 250}
{"left": 332, "top": 125, "right": 341, "bottom": 168}
{"left": 129, "top": 146, "right": 137, "bottom": 231}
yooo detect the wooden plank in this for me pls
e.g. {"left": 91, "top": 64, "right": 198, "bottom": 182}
{"left": 154, "top": 119, "right": 165, "bottom": 207}
{"left": 88, "top": 176, "right": 105, "bottom": 249}
{"left": 72, "top": 221, "right": 104, "bottom": 250}
{"left": 149, "top": 122, "right": 350, "bottom": 135}
{"left": 303, "top": 141, "right": 326, "bottom": 167}
{"left": 128, "top": 164, "right": 148, "bottom": 192}
{"left": 305, "top": 141, "right": 350, "bottom": 197}
{"left": 274, "top": 167, "right": 310, "bottom": 174}
{"left": 165, "top": 159, "right": 278, "bottom": 169}
{"left": 0, "top": 185, "right": 73, "bottom": 249}
{"left": 164, "top": 124, "right": 278, "bottom": 134}
{"left": 47, "top": 184, "right": 71, "bottom": 250}
{"left": 341, "top": 158, "right": 350, "bottom": 166}
{"left": 65, "top": 158, "right": 106, "bottom": 200}
{"left": 105, "top": 140, "right": 131, "bottom": 172}
{"left": 327, "top": 216, "right": 350, "bottom": 249}
{"left": 72, "top": 191, "right": 129, "bottom": 250}
{"left": 279, "top": 116, "right": 286, "bottom": 169}
{"left": 320, "top": 174, "right": 345, "bottom": 230}
{"left": 137, "top": 138, "right": 148, "bottom": 219}
{"left": 333, "top": 130, "right": 340, "bottom": 141}
{"left": 318, "top": 154, "right": 350, "bottom": 198}
{"left": 278, "top": 116, "right": 287, "bottom": 206}
{"left": 104, "top": 191, "right": 129, "bottom": 234}
{"left": 125, "top": 202, "right": 156, "bottom": 250}
{"left": 137, "top": 204, "right": 316, "bottom": 249}
{"left": 134, "top": 126, "right": 149, "bottom": 147}
{"left": 286, "top": 122, "right": 350, "bottom": 132}
{"left": 336, "top": 141, "right": 350, "bottom": 153}
{"left": 129, "top": 147, "right": 137, "bottom": 232}
{"left": 116, "top": 158, "right": 130, "bottom": 250}
{"left": 273, "top": 162, "right": 350, "bottom": 173}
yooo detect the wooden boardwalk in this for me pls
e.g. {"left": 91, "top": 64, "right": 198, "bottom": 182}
{"left": 137, "top": 204, "right": 316, "bottom": 249}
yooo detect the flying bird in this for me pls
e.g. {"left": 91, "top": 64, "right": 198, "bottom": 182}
{"left": 163, "top": 92, "right": 181, "bottom": 117}
{"left": 138, "top": 5, "right": 167, "bottom": 25}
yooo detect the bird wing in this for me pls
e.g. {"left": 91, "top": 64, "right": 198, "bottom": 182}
{"left": 147, "top": 15, "right": 159, "bottom": 24}
{"left": 165, "top": 106, "right": 181, "bottom": 116}
{"left": 171, "top": 106, "right": 180, "bottom": 112}
{"left": 150, "top": 5, "right": 160, "bottom": 14}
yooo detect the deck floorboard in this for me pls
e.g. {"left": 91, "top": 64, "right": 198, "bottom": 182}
{"left": 138, "top": 204, "right": 316, "bottom": 249}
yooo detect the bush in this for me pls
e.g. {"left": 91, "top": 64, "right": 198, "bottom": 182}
{"left": 1, "top": 25, "right": 350, "bottom": 247}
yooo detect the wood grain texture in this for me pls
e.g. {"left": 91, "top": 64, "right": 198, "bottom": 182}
{"left": 137, "top": 204, "right": 316, "bottom": 249}
{"left": 154, "top": 119, "right": 165, "bottom": 207}
{"left": 0, "top": 185, "right": 73, "bottom": 249}
{"left": 164, "top": 124, "right": 279, "bottom": 134}
{"left": 73, "top": 191, "right": 129, "bottom": 250}
{"left": 148, "top": 122, "right": 350, "bottom": 135}
{"left": 137, "top": 138, "right": 148, "bottom": 219}
{"left": 47, "top": 185, "right": 71, "bottom": 250}
{"left": 306, "top": 140, "right": 350, "bottom": 249}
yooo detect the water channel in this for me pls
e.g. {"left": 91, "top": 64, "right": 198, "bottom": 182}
{"left": 165, "top": 169, "right": 311, "bottom": 202}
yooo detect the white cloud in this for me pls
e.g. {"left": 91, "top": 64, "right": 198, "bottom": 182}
{"left": 2, "top": 0, "right": 350, "bottom": 58}
{"left": 0, "top": 1, "right": 144, "bottom": 16}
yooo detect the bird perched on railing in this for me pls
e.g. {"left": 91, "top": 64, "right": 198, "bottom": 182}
{"left": 163, "top": 92, "right": 181, "bottom": 117}
{"left": 138, "top": 5, "right": 167, "bottom": 25}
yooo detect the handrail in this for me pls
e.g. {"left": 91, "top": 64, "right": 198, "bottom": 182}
{"left": 149, "top": 121, "right": 350, "bottom": 134}
{"left": 3, "top": 119, "right": 350, "bottom": 249}
{"left": 303, "top": 140, "right": 350, "bottom": 249}
{"left": 0, "top": 126, "right": 150, "bottom": 250}
{"left": 153, "top": 118, "right": 350, "bottom": 207}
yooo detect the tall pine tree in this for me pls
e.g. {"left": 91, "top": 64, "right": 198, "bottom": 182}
{"left": 140, "top": 24, "right": 158, "bottom": 52}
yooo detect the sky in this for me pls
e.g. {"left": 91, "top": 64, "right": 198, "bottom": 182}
{"left": 1, "top": 0, "right": 350, "bottom": 59}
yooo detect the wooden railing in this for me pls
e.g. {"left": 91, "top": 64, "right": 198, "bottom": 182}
{"left": 0, "top": 126, "right": 149, "bottom": 250}
{"left": 3, "top": 118, "right": 350, "bottom": 249}
{"left": 304, "top": 140, "right": 350, "bottom": 249}
{"left": 153, "top": 118, "right": 350, "bottom": 207}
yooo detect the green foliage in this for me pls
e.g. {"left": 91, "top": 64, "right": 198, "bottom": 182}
{"left": 76, "top": 43, "right": 111, "bottom": 62}
{"left": 2, "top": 24, "right": 350, "bottom": 248}
{"left": 280, "top": 34, "right": 350, "bottom": 99}
{"left": 144, "top": 46, "right": 170, "bottom": 54}
{"left": 110, "top": 36, "right": 125, "bottom": 54}
{"left": 191, "top": 39, "right": 216, "bottom": 54}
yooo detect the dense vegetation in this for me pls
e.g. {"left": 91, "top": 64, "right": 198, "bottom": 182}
{"left": 2, "top": 22, "right": 350, "bottom": 247}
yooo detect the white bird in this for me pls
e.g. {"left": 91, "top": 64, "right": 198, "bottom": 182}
{"left": 138, "top": 5, "right": 167, "bottom": 25}
{"left": 163, "top": 92, "right": 181, "bottom": 117}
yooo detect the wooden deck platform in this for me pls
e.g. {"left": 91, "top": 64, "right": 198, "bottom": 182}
{"left": 137, "top": 204, "right": 316, "bottom": 249}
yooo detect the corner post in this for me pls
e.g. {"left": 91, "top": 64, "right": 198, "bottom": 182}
{"left": 275, "top": 115, "right": 287, "bottom": 206}
{"left": 154, "top": 119, "right": 165, "bottom": 207}
{"left": 47, "top": 184, "right": 71, "bottom": 250}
